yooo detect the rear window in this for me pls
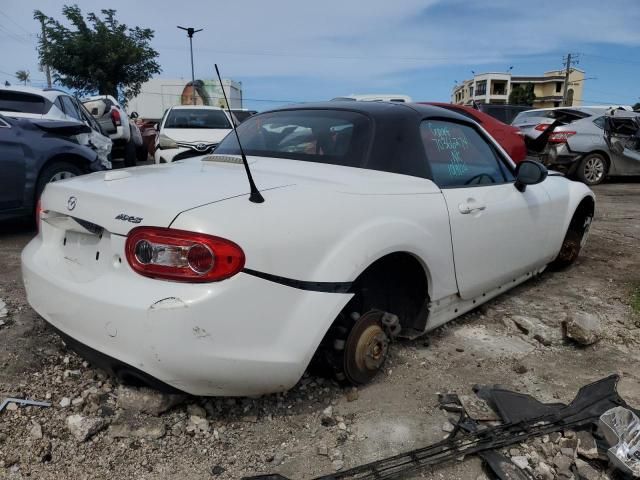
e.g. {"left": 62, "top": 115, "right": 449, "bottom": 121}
{"left": 0, "top": 91, "right": 49, "bottom": 114}
{"left": 230, "top": 110, "right": 254, "bottom": 124}
{"left": 82, "top": 98, "right": 114, "bottom": 117}
{"left": 215, "top": 109, "right": 371, "bottom": 168}
{"left": 513, "top": 110, "right": 548, "bottom": 122}
{"left": 165, "top": 109, "right": 231, "bottom": 129}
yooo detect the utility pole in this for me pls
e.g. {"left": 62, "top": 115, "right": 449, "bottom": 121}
{"left": 38, "top": 16, "right": 52, "bottom": 88}
{"left": 177, "top": 26, "right": 203, "bottom": 105}
{"left": 562, "top": 53, "right": 579, "bottom": 106}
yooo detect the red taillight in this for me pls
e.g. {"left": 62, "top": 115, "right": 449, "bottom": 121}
{"left": 111, "top": 108, "right": 121, "bottom": 126}
{"left": 548, "top": 131, "right": 576, "bottom": 144}
{"left": 124, "top": 227, "right": 245, "bottom": 282}
{"left": 534, "top": 123, "right": 551, "bottom": 132}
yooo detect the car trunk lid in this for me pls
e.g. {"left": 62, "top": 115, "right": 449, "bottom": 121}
{"left": 40, "top": 158, "right": 292, "bottom": 236}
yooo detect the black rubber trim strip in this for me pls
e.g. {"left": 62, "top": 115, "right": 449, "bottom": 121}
{"left": 243, "top": 268, "right": 352, "bottom": 294}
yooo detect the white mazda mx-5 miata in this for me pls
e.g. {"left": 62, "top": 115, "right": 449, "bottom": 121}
{"left": 22, "top": 102, "right": 594, "bottom": 396}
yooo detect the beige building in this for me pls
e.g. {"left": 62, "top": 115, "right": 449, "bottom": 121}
{"left": 451, "top": 69, "right": 584, "bottom": 108}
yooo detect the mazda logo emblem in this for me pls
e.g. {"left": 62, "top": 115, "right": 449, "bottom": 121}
{"left": 195, "top": 143, "right": 207, "bottom": 151}
{"left": 67, "top": 196, "right": 77, "bottom": 211}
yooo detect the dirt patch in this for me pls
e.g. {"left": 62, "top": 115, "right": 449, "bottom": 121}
{"left": 1, "top": 182, "right": 639, "bottom": 479}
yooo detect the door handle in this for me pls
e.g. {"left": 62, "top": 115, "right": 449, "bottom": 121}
{"left": 459, "top": 202, "right": 486, "bottom": 214}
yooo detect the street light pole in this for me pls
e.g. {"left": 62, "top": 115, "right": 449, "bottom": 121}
{"left": 177, "top": 26, "right": 203, "bottom": 105}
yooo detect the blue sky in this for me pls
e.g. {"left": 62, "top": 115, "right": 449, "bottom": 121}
{"left": 1, "top": 0, "right": 639, "bottom": 111}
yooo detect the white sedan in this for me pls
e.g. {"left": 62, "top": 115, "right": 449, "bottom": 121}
{"left": 22, "top": 102, "right": 594, "bottom": 396}
{"left": 153, "top": 105, "right": 233, "bottom": 163}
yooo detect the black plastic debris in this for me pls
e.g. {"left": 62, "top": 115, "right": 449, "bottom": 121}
{"left": 243, "top": 375, "right": 638, "bottom": 480}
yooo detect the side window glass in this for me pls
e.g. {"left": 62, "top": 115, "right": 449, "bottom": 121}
{"left": 60, "top": 96, "right": 82, "bottom": 121}
{"left": 592, "top": 116, "right": 605, "bottom": 129}
{"left": 420, "top": 120, "right": 514, "bottom": 188}
{"left": 54, "top": 97, "right": 65, "bottom": 114}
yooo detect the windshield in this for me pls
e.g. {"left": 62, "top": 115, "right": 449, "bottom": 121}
{"left": 164, "top": 109, "right": 231, "bottom": 129}
{"left": 214, "top": 109, "right": 371, "bottom": 167}
{"left": 513, "top": 110, "right": 549, "bottom": 122}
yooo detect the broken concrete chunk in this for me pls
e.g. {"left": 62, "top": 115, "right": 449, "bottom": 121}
{"left": 29, "top": 422, "right": 43, "bottom": 440}
{"left": 186, "top": 415, "right": 209, "bottom": 433}
{"left": 442, "top": 421, "right": 455, "bottom": 433}
{"left": 534, "top": 461, "right": 554, "bottom": 480}
{"left": 108, "top": 414, "right": 166, "bottom": 440}
{"left": 510, "top": 455, "right": 529, "bottom": 470}
{"left": 66, "top": 414, "right": 107, "bottom": 442}
{"left": 459, "top": 395, "right": 500, "bottom": 421}
{"left": 552, "top": 453, "right": 573, "bottom": 476}
{"left": 186, "top": 404, "right": 207, "bottom": 418}
{"left": 563, "top": 312, "right": 602, "bottom": 345}
{"left": 574, "top": 458, "right": 600, "bottom": 480}
{"left": 116, "top": 386, "right": 185, "bottom": 416}
{"left": 576, "top": 430, "right": 599, "bottom": 459}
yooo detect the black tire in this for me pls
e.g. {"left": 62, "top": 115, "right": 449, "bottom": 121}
{"left": 576, "top": 153, "right": 607, "bottom": 186}
{"left": 136, "top": 145, "right": 148, "bottom": 163}
{"left": 123, "top": 138, "right": 137, "bottom": 167}
{"left": 312, "top": 309, "right": 390, "bottom": 385}
{"left": 36, "top": 161, "right": 83, "bottom": 200}
{"left": 550, "top": 213, "right": 593, "bottom": 270}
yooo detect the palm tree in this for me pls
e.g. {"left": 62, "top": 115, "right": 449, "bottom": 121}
{"left": 15, "top": 70, "right": 30, "bottom": 85}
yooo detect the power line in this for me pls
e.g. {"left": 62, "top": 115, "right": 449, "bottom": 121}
{"left": 0, "top": 11, "right": 34, "bottom": 35}
{"left": 0, "top": 22, "right": 33, "bottom": 45}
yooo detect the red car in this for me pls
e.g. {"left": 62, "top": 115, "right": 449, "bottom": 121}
{"left": 420, "top": 102, "right": 527, "bottom": 163}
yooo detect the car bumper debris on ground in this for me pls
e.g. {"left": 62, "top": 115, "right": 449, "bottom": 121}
{"left": 1, "top": 182, "right": 639, "bottom": 479}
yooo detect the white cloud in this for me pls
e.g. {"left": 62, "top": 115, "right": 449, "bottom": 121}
{"left": 2, "top": 0, "right": 639, "bottom": 88}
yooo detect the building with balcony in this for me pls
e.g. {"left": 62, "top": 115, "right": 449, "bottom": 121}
{"left": 451, "top": 69, "right": 584, "bottom": 108}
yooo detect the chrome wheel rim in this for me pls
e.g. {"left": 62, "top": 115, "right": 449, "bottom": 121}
{"left": 584, "top": 157, "right": 604, "bottom": 183}
{"left": 49, "top": 171, "right": 76, "bottom": 183}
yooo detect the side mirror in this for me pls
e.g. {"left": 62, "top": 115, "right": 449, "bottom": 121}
{"left": 154, "top": 123, "right": 159, "bottom": 132}
{"left": 130, "top": 111, "right": 139, "bottom": 119}
{"left": 514, "top": 160, "right": 548, "bottom": 192}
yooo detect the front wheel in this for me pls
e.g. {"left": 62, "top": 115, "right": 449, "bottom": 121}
{"left": 550, "top": 214, "right": 593, "bottom": 270}
{"left": 576, "top": 153, "right": 607, "bottom": 186}
{"left": 312, "top": 309, "right": 392, "bottom": 386}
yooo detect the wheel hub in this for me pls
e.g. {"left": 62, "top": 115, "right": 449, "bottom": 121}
{"left": 50, "top": 171, "right": 77, "bottom": 183}
{"left": 354, "top": 325, "right": 388, "bottom": 372}
{"left": 584, "top": 158, "right": 604, "bottom": 183}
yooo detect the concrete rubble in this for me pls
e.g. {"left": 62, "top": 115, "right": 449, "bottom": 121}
{"left": 563, "top": 311, "right": 603, "bottom": 346}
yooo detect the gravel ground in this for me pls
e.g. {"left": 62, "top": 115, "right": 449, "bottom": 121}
{"left": 1, "top": 180, "right": 639, "bottom": 480}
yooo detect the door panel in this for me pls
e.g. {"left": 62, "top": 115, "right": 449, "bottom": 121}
{"left": 0, "top": 121, "right": 26, "bottom": 210}
{"left": 420, "top": 118, "right": 551, "bottom": 301}
{"left": 442, "top": 183, "right": 550, "bottom": 299}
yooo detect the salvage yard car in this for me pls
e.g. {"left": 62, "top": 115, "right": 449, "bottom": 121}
{"left": 22, "top": 102, "right": 595, "bottom": 396}
{"left": 154, "top": 105, "right": 233, "bottom": 163}
{"left": 542, "top": 109, "right": 640, "bottom": 185}
{"left": 0, "top": 114, "right": 106, "bottom": 222}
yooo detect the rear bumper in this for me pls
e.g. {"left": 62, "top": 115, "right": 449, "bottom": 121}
{"left": 22, "top": 233, "right": 351, "bottom": 396}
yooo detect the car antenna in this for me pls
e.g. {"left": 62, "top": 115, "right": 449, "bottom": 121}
{"left": 214, "top": 64, "right": 264, "bottom": 203}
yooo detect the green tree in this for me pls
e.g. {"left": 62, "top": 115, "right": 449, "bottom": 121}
{"left": 509, "top": 83, "right": 536, "bottom": 106}
{"left": 33, "top": 5, "right": 160, "bottom": 104}
{"left": 633, "top": 102, "right": 640, "bottom": 111}
{"left": 15, "top": 70, "right": 30, "bottom": 85}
